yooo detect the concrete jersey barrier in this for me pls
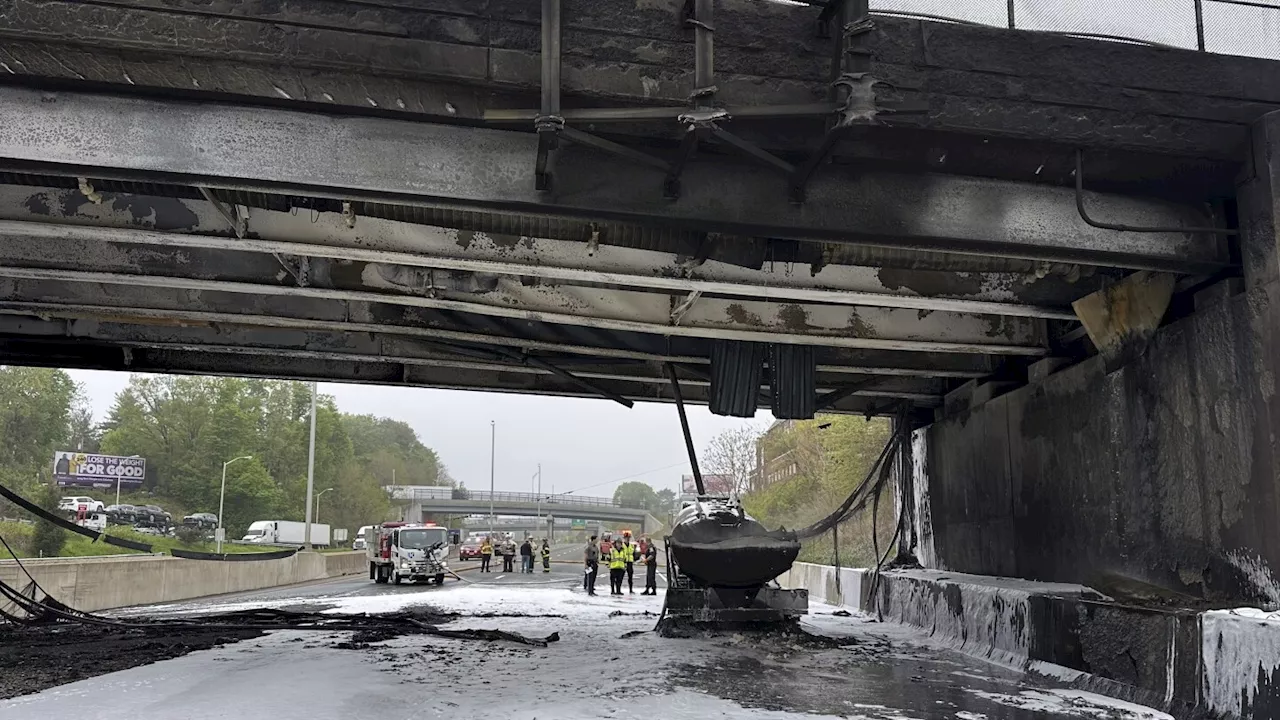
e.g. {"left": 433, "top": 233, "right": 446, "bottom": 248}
{"left": 778, "top": 562, "right": 1280, "bottom": 720}
{"left": 0, "top": 551, "right": 367, "bottom": 613}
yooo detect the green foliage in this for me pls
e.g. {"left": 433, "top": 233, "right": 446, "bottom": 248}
{"left": 613, "top": 481, "right": 660, "bottom": 511}
{"left": 743, "top": 415, "right": 894, "bottom": 568}
{"left": 0, "top": 370, "right": 441, "bottom": 555}
{"left": 96, "top": 376, "right": 435, "bottom": 536}
{"left": 0, "top": 367, "right": 80, "bottom": 509}
{"left": 29, "top": 484, "right": 66, "bottom": 558}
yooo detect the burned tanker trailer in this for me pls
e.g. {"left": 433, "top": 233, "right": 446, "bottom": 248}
{"left": 660, "top": 498, "right": 808, "bottom": 630}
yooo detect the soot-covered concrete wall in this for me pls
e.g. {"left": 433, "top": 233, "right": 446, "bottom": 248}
{"left": 913, "top": 110, "right": 1280, "bottom": 605}
{"left": 914, "top": 292, "right": 1277, "bottom": 603}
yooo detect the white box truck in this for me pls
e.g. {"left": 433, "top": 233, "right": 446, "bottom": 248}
{"left": 241, "top": 520, "right": 330, "bottom": 547}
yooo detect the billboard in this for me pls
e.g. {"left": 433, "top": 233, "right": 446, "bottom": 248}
{"left": 681, "top": 473, "right": 734, "bottom": 496}
{"left": 52, "top": 452, "right": 145, "bottom": 489}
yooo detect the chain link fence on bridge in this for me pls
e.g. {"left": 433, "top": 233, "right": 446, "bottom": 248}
{"left": 869, "top": 0, "right": 1280, "bottom": 60}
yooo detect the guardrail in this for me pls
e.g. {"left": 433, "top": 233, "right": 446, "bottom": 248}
{"left": 867, "top": 0, "right": 1280, "bottom": 60}
{"left": 394, "top": 488, "right": 623, "bottom": 508}
{"left": 465, "top": 491, "right": 620, "bottom": 507}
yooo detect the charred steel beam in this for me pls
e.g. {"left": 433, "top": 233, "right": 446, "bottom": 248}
{"left": 0, "top": 87, "right": 1226, "bottom": 273}
{"left": 484, "top": 103, "right": 838, "bottom": 124}
{"left": 667, "top": 362, "right": 705, "bottom": 495}
{"left": 0, "top": 219, "right": 1078, "bottom": 319}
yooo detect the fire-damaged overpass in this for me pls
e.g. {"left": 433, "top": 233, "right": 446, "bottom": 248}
{"left": 3, "top": 0, "right": 1280, "bottom": 680}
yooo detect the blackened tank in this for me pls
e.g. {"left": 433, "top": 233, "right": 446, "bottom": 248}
{"left": 668, "top": 499, "right": 801, "bottom": 588}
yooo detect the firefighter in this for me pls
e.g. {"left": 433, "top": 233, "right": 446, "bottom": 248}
{"left": 641, "top": 535, "right": 658, "bottom": 595}
{"left": 541, "top": 538, "right": 552, "bottom": 572}
{"left": 480, "top": 536, "right": 493, "bottom": 572}
{"left": 608, "top": 538, "right": 627, "bottom": 595}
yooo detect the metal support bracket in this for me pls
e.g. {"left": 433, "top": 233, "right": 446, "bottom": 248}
{"left": 534, "top": 114, "right": 564, "bottom": 192}
{"left": 535, "top": 0, "right": 563, "bottom": 192}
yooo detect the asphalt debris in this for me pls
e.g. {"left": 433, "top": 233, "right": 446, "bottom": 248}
{"left": 0, "top": 622, "right": 262, "bottom": 700}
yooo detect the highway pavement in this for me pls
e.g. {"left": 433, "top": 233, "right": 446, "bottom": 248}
{"left": 0, "top": 542, "right": 1173, "bottom": 720}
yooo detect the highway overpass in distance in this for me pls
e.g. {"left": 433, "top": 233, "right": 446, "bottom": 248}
{"left": 391, "top": 488, "right": 661, "bottom": 534}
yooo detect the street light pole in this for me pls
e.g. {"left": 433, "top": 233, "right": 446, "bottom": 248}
{"left": 488, "top": 420, "right": 495, "bottom": 535}
{"left": 304, "top": 381, "right": 318, "bottom": 549}
{"left": 216, "top": 455, "right": 253, "bottom": 553}
{"left": 533, "top": 464, "right": 542, "bottom": 535}
{"left": 315, "top": 487, "right": 334, "bottom": 524}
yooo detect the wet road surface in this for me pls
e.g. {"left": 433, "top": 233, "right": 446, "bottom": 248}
{"left": 0, "top": 548, "right": 1172, "bottom": 720}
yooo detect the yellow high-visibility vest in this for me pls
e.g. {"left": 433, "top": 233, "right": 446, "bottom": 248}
{"left": 608, "top": 548, "right": 627, "bottom": 570}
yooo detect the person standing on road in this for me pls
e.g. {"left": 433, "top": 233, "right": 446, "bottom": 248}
{"left": 520, "top": 538, "right": 533, "bottom": 573}
{"left": 541, "top": 538, "right": 551, "bottom": 573}
{"left": 501, "top": 536, "right": 516, "bottom": 573}
{"left": 642, "top": 536, "right": 658, "bottom": 595}
{"left": 480, "top": 536, "right": 493, "bottom": 573}
{"left": 622, "top": 535, "right": 638, "bottom": 594}
{"left": 584, "top": 535, "right": 600, "bottom": 596}
{"left": 608, "top": 538, "right": 627, "bottom": 595}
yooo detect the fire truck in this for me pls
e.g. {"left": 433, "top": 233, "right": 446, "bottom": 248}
{"left": 366, "top": 522, "right": 450, "bottom": 585}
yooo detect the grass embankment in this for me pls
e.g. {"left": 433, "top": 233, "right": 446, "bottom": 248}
{"left": 743, "top": 416, "right": 898, "bottom": 569}
{"left": 0, "top": 521, "right": 291, "bottom": 560}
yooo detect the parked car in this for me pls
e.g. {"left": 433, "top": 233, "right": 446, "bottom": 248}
{"left": 105, "top": 504, "right": 139, "bottom": 524}
{"left": 137, "top": 505, "right": 172, "bottom": 528}
{"left": 58, "top": 496, "right": 105, "bottom": 514}
{"left": 182, "top": 512, "right": 218, "bottom": 530}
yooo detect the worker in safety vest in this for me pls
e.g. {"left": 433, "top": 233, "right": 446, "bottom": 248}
{"left": 480, "top": 537, "right": 493, "bottom": 572}
{"left": 541, "top": 538, "right": 552, "bottom": 572}
{"left": 608, "top": 538, "right": 628, "bottom": 595}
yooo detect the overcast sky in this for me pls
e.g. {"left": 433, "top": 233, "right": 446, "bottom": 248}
{"left": 66, "top": 370, "right": 767, "bottom": 499}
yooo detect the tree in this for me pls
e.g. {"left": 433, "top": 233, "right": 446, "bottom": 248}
{"left": 613, "top": 481, "right": 659, "bottom": 511}
{"left": 29, "top": 484, "right": 66, "bottom": 557}
{"left": 0, "top": 367, "right": 78, "bottom": 485}
{"left": 220, "top": 458, "right": 282, "bottom": 535}
{"left": 655, "top": 487, "right": 677, "bottom": 512}
{"left": 95, "top": 374, "right": 443, "bottom": 533}
{"left": 64, "top": 402, "right": 100, "bottom": 453}
{"left": 702, "top": 425, "right": 763, "bottom": 497}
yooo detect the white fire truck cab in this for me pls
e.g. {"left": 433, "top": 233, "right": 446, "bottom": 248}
{"left": 367, "top": 522, "right": 450, "bottom": 585}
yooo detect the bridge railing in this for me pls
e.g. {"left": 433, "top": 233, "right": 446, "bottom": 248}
{"left": 870, "top": 0, "right": 1280, "bottom": 61}
{"left": 411, "top": 489, "right": 625, "bottom": 508}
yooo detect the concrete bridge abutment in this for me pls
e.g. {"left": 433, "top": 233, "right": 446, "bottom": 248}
{"left": 909, "top": 111, "right": 1280, "bottom": 607}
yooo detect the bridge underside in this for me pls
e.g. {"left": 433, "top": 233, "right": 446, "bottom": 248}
{"left": 0, "top": 0, "right": 1260, "bottom": 420}
{"left": 0, "top": 82, "right": 1234, "bottom": 420}
{"left": 7, "top": 0, "right": 1280, "bottom": 621}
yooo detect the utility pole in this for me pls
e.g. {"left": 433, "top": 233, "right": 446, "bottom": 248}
{"left": 488, "top": 420, "right": 495, "bottom": 535}
{"left": 303, "top": 381, "right": 318, "bottom": 550}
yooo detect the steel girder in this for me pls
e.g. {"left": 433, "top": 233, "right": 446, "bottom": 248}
{"left": 0, "top": 86, "right": 1228, "bottom": 273}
